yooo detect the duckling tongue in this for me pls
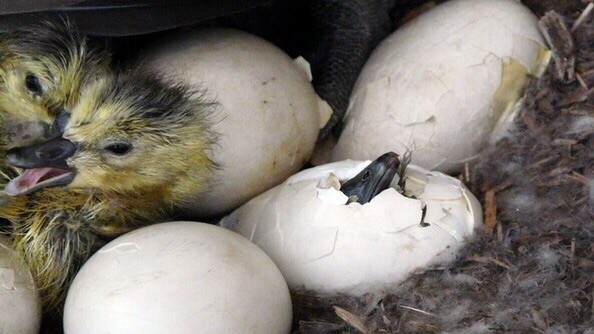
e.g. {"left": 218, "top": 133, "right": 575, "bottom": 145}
{"left": 4, "top": 168, "right": 73, "bottom": 196}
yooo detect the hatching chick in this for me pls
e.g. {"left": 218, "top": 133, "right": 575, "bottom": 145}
{"left": 0, "top": 21, "right": 217, "bottom": 308}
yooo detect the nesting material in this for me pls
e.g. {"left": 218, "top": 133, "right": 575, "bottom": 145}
{"left": 142, "top": 28, "right": 323, "bottom": 217}
{"left": 292, "top": 5, "right": 594, "bottom": 333}
{"left": 0, "top": 236, "right": 41, "bottom": 334}
{"left": 332, "top": 0, "right": 550, "bottom": 173}
{"left": 63, "top": 222, "right": 292, "bottom": 334}
{"left": 221, "top": 160, "right": 481, "bottom": 295}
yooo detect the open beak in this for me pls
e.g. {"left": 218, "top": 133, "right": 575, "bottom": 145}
{"left": 4, "top": 137, "right": 77, "bottom": 196}
{"left": 340, "top": 152, "right": 400, "bottom": 204}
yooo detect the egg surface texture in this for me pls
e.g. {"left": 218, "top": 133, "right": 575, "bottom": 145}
{"left": 0, "top": 236, "right": 41, "bottom": 334}
{"left": 143, "top": 28, "right": 321, "bottom": 216}
{"left": 63, "top": 221, "right": 292, "bottom": 334}
{"left": 332, "top": 0, "right": 549, "bottom": 173}
{"left": 221, "top": 161, "right": 482, "bottom": 295}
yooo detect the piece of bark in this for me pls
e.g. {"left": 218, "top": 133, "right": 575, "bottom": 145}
{"left": 539, "top": 11, "right": 576, "bottom": 82}
{"left": 484, "top": 189, "right": 497, "bottom": 235}
{"left": 334, "top": 307, "right": 370, "bottom": 334}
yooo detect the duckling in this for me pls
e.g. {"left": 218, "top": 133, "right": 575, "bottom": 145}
{"left": 341, "top": 152, "right": 400, "bottom": 204}
{"left": 341, "top": 150, "right": 412, "bottom": 204}
{"left": 0, "top": 19, "right": 110, "bottom": 149}
{"left": 0, "top": 22, "right": 217, "bottom": 308}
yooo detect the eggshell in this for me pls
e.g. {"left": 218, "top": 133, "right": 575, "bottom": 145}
{"left": 63, "top": 222, "right": 292, "bottom": 334}
{"left": 0, "top": 237, "right": 41, "bottom": 334}
{"left": 142, "top": 28, "right": 321, "bottom": 216}
{"left": 221, "top": 161, "right": 482, "bottom": 295}
{"left": 332, "top": 0, "right": 550, "bottom": 173}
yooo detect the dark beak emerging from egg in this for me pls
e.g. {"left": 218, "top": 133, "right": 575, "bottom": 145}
{"left": 4, "top": 137, "right": 77, "bottom": 196}
{"left": 341, "top": 152, "right": 400, "bottom": 204}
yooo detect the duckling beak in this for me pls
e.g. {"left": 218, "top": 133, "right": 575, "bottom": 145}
{"left": 340, "top": 152, "right": 400, "bottom": 204}
{"left": 4, "top": 137, "right": 77, "bottom": 196}
{"left": 6, "top": 137, "right": 76, "bottom": 169}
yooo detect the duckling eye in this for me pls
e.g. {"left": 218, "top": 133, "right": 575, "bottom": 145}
{"left": 362, "top": 170, "right": 371, "bottom": 181}
{"left": 104, "top": 143, "right": 133, "bottom": 156}
{"left": 25, "top": 74, "right": 44, "bottom": 95}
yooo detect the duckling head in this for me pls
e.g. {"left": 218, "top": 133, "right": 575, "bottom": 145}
{"left": 5, "top": 70, "right": 217, "bottom": 203}
{"left": 0, "top": 19, "right": 110, "bottom": 148}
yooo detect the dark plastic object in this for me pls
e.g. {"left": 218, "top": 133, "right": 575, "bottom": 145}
{"left": 0, "top": 0, "right": 273, "bottom": 36}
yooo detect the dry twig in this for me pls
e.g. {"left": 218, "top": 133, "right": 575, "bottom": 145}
{"left": 334, "top": 306, "right": 370, "bottom": 334}
{"left": 539, "top": 11, "right": 576, "bottom": 82}
{"left": 484, "top": 189, "right": 497, "bottom": 235}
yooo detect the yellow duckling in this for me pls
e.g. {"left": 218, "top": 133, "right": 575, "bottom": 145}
{"left": 0, "top": 21, "right": 217, "bottom": 308}
{"left": 0, "top": 19, "right": 110, "bottom": 149}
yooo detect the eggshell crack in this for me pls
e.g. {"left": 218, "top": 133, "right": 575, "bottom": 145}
{"left": 221, "top": 161, "right": 482, "bottom": 295}
{"left": 331, "top": 0, "right": 551, "bottom": 173}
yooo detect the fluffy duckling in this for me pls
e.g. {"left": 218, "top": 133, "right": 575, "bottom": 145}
{"left": 0, "top": 21, "right": 217, "bottom": 308}
{"left": 0, "top": 20, "right": 110, "bottom": 149}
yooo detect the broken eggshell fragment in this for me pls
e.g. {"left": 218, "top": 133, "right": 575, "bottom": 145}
{"left": 221, "top": 161, "right": 482, "bottom": 295}
{"left": 331, "top": 0, "right": 551, "bottom": 173}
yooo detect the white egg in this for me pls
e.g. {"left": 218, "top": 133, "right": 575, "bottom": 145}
{"left": 0, "top": 237, "right": 41, "bottom": 334}
{"left": 64, "top": 222, "right": 292, "bottom": 334}
{"left": 221, "top": 160, "right": 482, "bottom": 295}
{"left": 332, "top": 0, "right": 550, "bottom": 173}
{"left": 142, "top": 28, "right": 323, "bottom": 217}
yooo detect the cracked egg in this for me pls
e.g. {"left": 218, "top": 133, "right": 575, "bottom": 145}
{"left": 0, "top": 237, "right": 41, "bottom": 334}
{"left": 221, "top": 158, "right": 482, "bottom": 295}
{"left": 332, "top": 0, "right": 550, "bottom": 173}
{"left": 64, "top": 222, "right": 292, "bottom": 334}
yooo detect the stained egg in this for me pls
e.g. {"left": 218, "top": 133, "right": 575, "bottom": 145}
{"left": 331, "top": 0, "right": 550, "bottom": 173}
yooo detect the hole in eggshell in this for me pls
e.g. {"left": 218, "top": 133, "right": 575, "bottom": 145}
{"left": 309, "top": 163, "right": 427, "bottom": 207}
{"left": 315, "top": 181, "right": 419, "bottom": 208}
{"left": 288, "top": 161, "right": 476, "bottom": 234}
